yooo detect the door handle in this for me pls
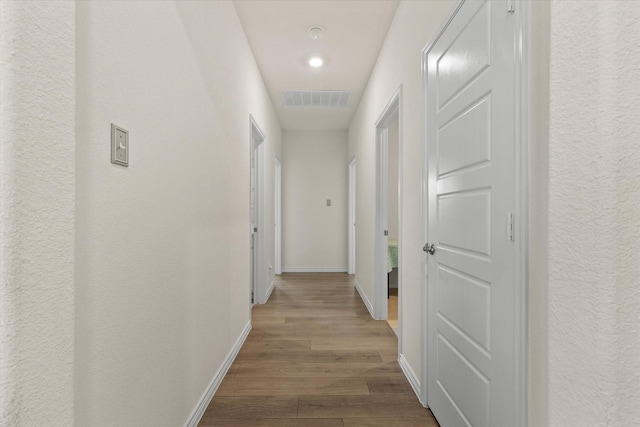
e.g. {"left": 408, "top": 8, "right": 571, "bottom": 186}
{"left": 423, "top": 243, "right": 435, "bottom": 255}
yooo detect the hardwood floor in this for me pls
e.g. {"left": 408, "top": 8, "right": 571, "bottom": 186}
{"left": 198, "top": 273, "right": 439, "bottom": 427}
{"left": 387, "top": 288, "right": 398, "bottom": 329}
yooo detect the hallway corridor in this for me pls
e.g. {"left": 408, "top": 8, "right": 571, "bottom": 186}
{"left": 198, "top": 273, "right": 439, "bottom": 426}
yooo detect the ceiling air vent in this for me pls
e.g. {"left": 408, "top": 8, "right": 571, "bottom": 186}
{"left": 281, "top": 90, "right": 351, "bottom": 108}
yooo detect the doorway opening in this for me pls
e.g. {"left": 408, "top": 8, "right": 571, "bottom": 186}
{"left": 274, "top": 157, "right": 282, "bottom": 275}
{"left": 348, "top": 156, "right": 356, "bottom": 275}
{"left": 250, "top": 115, "right": 266, "bottom": 305}
{"left": 374, "top": 87, "right": 402, "bottom": 336}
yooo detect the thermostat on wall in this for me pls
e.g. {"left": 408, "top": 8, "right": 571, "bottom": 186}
{"left": 111, "top": 123, "right": 129, "bottom": 167}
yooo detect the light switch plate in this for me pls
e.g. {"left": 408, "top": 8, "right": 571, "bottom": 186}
{"left": 111, "top": 123, "right": 129, "bottom": 166}
{"left": 326, "top": 199, "right": 331, "bottom": 206}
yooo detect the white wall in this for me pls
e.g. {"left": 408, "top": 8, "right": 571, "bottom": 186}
{"left": 0, "top": 2, "right": 75, "bottom": 425}
{"left": 529, "top": 1, "right": 640, "bottom": 426}
{"left": 74, "top": 1, "right": 281, "bottom": 426}
{"left": 347, "top": 0, "right": 453, "bottom": 386}
{"left": 282, "top": 131, "right": 348, "bottom": 272}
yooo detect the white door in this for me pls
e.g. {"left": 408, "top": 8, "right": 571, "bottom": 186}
{"left": 425, "top": 1, "right": 519, "bottom": 426}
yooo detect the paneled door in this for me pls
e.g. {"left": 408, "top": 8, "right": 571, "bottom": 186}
{"left": 424, "top": 1, "right": 520, "bottom": 426}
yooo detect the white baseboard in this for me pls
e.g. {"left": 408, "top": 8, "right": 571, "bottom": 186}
{"left": 354, "top": 279, "right": 375, "bottom": 319}
{"left": 265, "top": 280, "right": 275, "bottom": 302}
{"left": 282, "top": 267, "right": 348, "bottom": 273}
{"left": 184, "top": 321, "right": 252, "bottom": 427}
{"left": 399, "top": 353, "right": 424, "bottom": 406}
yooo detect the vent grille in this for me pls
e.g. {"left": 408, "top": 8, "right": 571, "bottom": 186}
{"left": 281, "top": 90, "right": 351, "bottom": 108}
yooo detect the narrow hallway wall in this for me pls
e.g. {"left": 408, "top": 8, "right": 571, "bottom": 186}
{"left": 536, "top": 1, "right": 640, "bottom": 425}
{"left": 75, "top": 1, "right": 281, "bottom": 425}
{"left": 347, "top": 0, "right": 453, "bottom": 391}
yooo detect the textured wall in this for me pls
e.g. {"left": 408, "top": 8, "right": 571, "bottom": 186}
{"left": 545, "top": 1, "right": 640, "bottom": 425}
{"left": 282, "top": 131, "right": 348, "bottom": 271}
{"left": 0, "top": 1, "right": 75, "bottom": 425}
{"left": 75, "top": 1, "right": 280, "bottom": 425}
{"left": 347, "top": 0, "right": 453, "bottom": 384}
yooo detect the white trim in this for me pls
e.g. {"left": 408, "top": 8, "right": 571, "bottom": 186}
{"left": 348, "top": 156, "right": 357, "bottom": 275}
{"left": 396, "top": 89, "right": 404, "bottom": 356}
{"left": 265, "top": 279, "right": 275, "bottom": 302}
{"left": 282, "top": 267, "right": 348, "bottom": 273}
{"left": 183, "top": 322, "right": 252, "bottom": 427}
{"left": 274, "top": 157, "right": 282, "bottom": 275}
{"left": 515, "top": 3, "right": 531, "bottom": 424}
{"left": 399, "top": 354, "right": 424, "bottom": 406}
{"left": 354, "top": 279, "right": 375, "bottom": 318}
{"left": 374, "top": 86, "right": 402, "bottom": 323}
{"left": 249, "top": 115, "right": 267, "bottom": 305}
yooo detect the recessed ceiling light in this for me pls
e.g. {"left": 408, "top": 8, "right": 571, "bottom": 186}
{"left": 308, "top": 26, "right": 324, "bottom": 40}
{"left": 308, "top": 56, "right": 323, "bottom": 68}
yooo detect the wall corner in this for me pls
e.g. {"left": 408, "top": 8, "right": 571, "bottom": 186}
{"left": 0, "top": 1, "right": 76, "bottom": 425}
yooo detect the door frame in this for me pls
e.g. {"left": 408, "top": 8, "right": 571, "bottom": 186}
{"left": 374, "top": 86, "right": 403, "bottom": 328}
{"left": 420, "top": 1, "right": 529, "bottom": 424}
{"left": 250, "top": 115, "right": 266, "bottom": 305}
{"left": 274, "top": 156, "right": 282, "bottom": 275}
{"left": 348, "top": 156, "right": 357, "bottom": 275}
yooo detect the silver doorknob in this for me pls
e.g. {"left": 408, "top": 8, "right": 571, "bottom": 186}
{"left": 423, "top": 243, "right": 435, "bottom": 255}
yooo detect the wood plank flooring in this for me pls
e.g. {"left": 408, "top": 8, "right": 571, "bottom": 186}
{"left": 388, "top": 288, "right": 398, "bottom": 329}
{"left": 198, "top": 273, "right": 439, "bottom": 427}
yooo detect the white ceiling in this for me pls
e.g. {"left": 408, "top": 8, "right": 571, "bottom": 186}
{"left": 233, "top": 0, "right": 400, "bottom": 131}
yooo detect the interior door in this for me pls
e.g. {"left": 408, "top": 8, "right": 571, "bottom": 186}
{"left": 425, "top": 1, "right": 518, "bottom": 426}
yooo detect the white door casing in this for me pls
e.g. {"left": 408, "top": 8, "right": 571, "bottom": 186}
{"left": 348, "top": 157, "right": 357, "bottom": 275}
{"left": 274, "top": 157, "right": 282, "bottom": 275}
{"left": 374, "top": 125, "right": 389, "bottom": 321}
{"left": 374, "top": 87, "right": 401, "bottom": 322}
{"left": 423, "top": 1, "right": 526, "bottom": 426}
{"left": 250, "top": 115, "right": 266, "bottom": 305}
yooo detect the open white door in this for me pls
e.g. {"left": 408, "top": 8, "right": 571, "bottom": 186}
{"left": 423, "top": 1, "right": 525, "bottom": 426}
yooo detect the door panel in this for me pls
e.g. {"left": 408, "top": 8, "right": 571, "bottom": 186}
{"left": 437, "top": 96, "right": 491, "bottom": 177}
{"left": 426, "top": 1, "right": 517, "bottom": 426}
{"left": 437, "top": 265, "right": 491, "bottom": 351}
{"left": 438, "top": 191, "right": 491, "bottom": 255}
{"left": 436, "top": 1, "right": 491, "bottom": 109}
{"left": 437, "top": 334, "right": 490, "bottom": 427}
